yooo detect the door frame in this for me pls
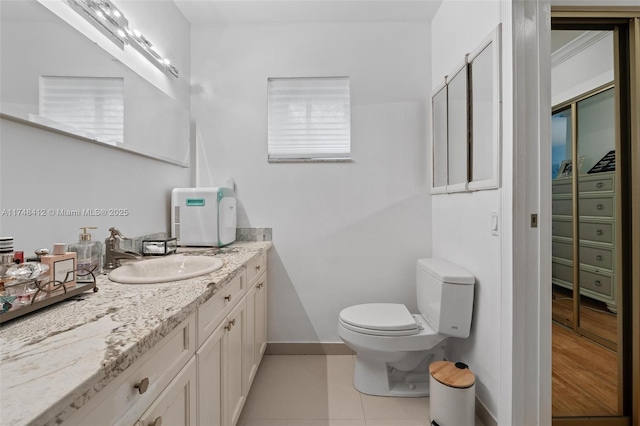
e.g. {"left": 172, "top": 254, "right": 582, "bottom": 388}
{"left": 541, "top": 6, "right": 640, "bottom": 426}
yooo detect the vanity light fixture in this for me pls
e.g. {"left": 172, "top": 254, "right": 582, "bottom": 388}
{"left": 64, "top": 0, "right": 179, "bottom": 78}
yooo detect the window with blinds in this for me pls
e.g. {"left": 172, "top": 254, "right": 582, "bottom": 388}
{"left": 40, "top": 76, "right": 124, "bottom": 143}
{"left": 267, "top": 77, "right": 351, "bottom": 162}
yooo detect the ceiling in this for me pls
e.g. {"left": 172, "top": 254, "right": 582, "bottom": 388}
{"left": 174, "top": 0, "right": 443, "bottom": 24}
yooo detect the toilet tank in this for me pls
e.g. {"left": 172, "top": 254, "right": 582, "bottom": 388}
{"left": 416, "top": 258, "right": 475, "bottom": 338}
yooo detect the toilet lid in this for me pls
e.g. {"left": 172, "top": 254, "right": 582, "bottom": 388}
{"left": 339, "top": 303, "right": 419, "bottom": 333}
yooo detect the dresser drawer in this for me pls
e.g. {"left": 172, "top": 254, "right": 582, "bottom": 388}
{"left": 552, "top": 220, "right": 573, "bottom": 238}
{"left": 580, "top": 245, "right": 613, "bottom": 271}
{"left": 552, "top": 178, "right": 572, "bottom": 194}
{"left": 579, "top": 197, "right": 613, "bottom": 218}
{"left": 198, "top": 271, "right": 246, "bottom": 347}
{"left": 246, "top": 253, "right": 266, "bottom": 286}
{"left": 552, "top": 240, "right": 573, "bottom": 262}
{"left": 580, "top": 269, "right": 613, "bottom": 297}
{"left": 64, "top": 314, "right": 196, "bottom": 426}
{"left": 552, "top": 262, "right": 573, "bottom": 284}
{"left": 579, "top": 221, "right": 613, "bottom": 244}
{"left": 579, "top": 175, "right": 614, "bottom": 192}
{"left": 552, "top": 198, "right": 573, "bottom": 216}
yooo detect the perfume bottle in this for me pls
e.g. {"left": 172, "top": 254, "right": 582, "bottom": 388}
{"left": 68, "top": 227, "right": 102, "bottom": 282}
{"left": 41, "top": 243, "right": 77, "bottom": 290}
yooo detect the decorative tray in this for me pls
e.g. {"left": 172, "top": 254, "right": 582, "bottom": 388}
{"left": 0, "top": 264, "right": 98, "bottom": 324}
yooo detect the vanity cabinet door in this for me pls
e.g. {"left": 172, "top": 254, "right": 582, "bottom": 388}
{"left": 137, "top": 357, "right": 197, "bottom": 426}
{"left": 255, "top": 273, "right": 268, "bottom": 365}
{"left": 196, "top": 323, "right": 225, "bottom": 426}
{"left": 244, "top": 282, "right": 258, "bottom": 391}
{"left": 226, "top": 299, "right": 246, "bottom": 426}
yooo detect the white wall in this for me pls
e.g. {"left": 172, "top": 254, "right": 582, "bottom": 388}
{"left": 552, "top": 32, "right": 614, "bottom": 106}
{"left": 191, "top": 21, "right": 432, "bottom": 342}
{"left": 0, "top": 0, "right": 191, "bottom": 253}
{"left": 430, "top": 0, "right": 503, "bottom": 419}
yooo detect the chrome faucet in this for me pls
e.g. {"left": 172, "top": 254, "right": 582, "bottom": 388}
{"left": 104, "top": 227, "right": 141, "bottom": 270}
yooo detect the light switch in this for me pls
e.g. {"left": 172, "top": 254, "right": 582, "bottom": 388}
{"left": 491, "top": 211, "right": 499, "bottom": 236}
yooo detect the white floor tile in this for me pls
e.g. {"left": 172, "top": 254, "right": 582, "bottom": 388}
{"left": 240, "top": 355, "right": 364, "bottom": 421}
{"left": 241, "top": 355, "right": 486, "bottom": 426}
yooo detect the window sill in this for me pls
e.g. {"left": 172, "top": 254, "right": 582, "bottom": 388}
{"left": 268, "top": 158, "right": 353, "bottom": 163}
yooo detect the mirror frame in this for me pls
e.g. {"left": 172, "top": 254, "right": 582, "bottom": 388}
{"left": 468, "top": 24, "right": 502, "bottom": 191}
{"left": 445, "top": 58, "right": 469, "bottom": 193}
{"left": 430, "top": 80, "right": 448, "bottom": 194}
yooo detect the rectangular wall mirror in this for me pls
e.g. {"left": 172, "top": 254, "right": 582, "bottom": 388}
{"left": 0, "top": 0, "right": 190, "bottom": 167}
{"left": 468, "top": 25, "right": 501, "bottom": 191}
{"left": 431, "top": 82, "right": 448, "bottom": 194}
{"left": 446, "top": 59, "right": 469, "bottom": 193}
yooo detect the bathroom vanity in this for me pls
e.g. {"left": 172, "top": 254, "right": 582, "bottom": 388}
{"left": 0, "top": 241, "right": 271, "bottom": 426}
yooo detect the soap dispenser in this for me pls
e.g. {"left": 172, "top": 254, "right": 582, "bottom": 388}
{"left": 68, "top": 227, "right": 102, "bottom": 282}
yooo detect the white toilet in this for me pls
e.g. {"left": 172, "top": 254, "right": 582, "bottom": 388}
{"left": 337, "top": 258, "right": 475, "bottom": 397}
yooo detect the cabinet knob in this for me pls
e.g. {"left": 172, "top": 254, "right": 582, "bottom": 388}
{"left": 150, "top": 416, "right": 162, "bottom": 426}
{"left": 596, "top": 255, "right": 604, "bottom": 261}
{"left": 224, "top": 294, "right": 232, "bottom": 302}
{"left": 258, "top": 282, "right": 264, "bottom": 289}
{"left": 225, "top": 318, "right": 236, "bottom": 331}
{"left": 596, "top": 229, "right": 604, "bottom": 236}
{"left": 596, "top": 182, "right": 604, "bottom": 188}
{"left": 134, "top": 377, "right": 149, "bottom": 394}
{"left": 594, "top": 280, "right": 602, "bottom": 286}
{"left": 596, "top": 204, "right": 605, "bottom": 210}
{"left": 256, "top": 264, "right": 261, "bottom": 271}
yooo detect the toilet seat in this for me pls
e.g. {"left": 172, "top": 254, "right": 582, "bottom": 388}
{"left": 339, "top": 303, "right": 419, "bottom": 336}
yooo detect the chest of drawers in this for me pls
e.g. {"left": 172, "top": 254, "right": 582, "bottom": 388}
{"left": 551, "top": 172, "right": 617, "bottom": 312}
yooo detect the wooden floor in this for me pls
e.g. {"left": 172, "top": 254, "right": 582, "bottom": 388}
{"left": 552, "top": 286, "right": 618, "bottom": 343}
{"left": 552, "top": 322, "right": 619, "bottom": 417}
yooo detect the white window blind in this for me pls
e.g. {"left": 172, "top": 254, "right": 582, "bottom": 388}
{"left": 40, "top": 76, "right": 124, "bottom": 143}
{"left": 268, "top": 77, "right": 351, "bottom": 161}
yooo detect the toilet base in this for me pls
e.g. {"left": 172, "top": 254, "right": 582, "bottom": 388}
{"left": 352, "top": 347, "right": 444, "bottom": 397}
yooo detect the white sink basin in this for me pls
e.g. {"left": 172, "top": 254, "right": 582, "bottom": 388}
{"left": 108, "top": 255, "right": 224, "bottom": 284}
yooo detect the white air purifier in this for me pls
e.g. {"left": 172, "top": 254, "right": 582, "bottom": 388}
{"left": 171, "top": 187, "right": 237, "bottom": 247}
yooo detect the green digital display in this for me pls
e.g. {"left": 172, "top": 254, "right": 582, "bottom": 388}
{"left": 186, "top": 198, "right": 205, "bottom": 206}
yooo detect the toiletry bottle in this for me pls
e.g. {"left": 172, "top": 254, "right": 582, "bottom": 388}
{"left": 68, "top": 227, "right": 102, "bottom": 282}
{"left": 41, "top": 243, "right": 76, "bottom": 290}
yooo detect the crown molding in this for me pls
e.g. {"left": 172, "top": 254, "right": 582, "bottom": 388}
{"left": 551, "top": 30, "right": 609, "bottom": 67}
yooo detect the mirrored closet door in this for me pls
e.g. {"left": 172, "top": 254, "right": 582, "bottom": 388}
{"left": 550, "top": 24, "right": 630, "bottom": 422}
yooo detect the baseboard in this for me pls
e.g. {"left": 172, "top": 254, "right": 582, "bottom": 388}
{"left": 266, "top": 342, "right": 355, "bottom": 355}
{"left": 476, "top": 397, "right": 497, "bottom": 426}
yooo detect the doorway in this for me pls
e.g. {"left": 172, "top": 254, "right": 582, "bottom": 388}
{"left": 550, "top": 11, "right": 638, "bottom": 426}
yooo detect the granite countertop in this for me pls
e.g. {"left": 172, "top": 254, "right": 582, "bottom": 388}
{"left": 0, "top": 241, "right": 272, "bottom": 426}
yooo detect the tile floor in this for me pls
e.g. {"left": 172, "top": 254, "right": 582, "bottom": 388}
{"left": 238, "top": 355, "right": 485, "bottom": 426}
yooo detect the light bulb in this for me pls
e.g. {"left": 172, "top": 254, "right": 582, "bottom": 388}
{"left": 113, "top": 10, "right": 121, "bottom": 17}
{"left": 96, "top": 10, "right": 105, "bottom": 19}
{"left": 117, "top": 29, "right": 126, "bottom": 38}
{"left": 133, "top": 29, "right": 141, "bottom": 38}
{"left": 163, "top": 58, "right": 170, "bottom": 65}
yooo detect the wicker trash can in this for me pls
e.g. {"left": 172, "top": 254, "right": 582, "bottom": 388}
{"left": 429, "top": 361, "right": 476, "bottom": 426}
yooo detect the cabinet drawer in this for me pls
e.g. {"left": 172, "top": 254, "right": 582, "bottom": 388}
{"left": 580, "top": 246, "right": 613, "bottom": 271}
{"left": 552, "top": 178, "right": 572, "bottom": 194}
{"left": 579, "top": 197, "right": 613, "bottom": 218}
{"left": 552, "top": 262, "right": 573, "bottom": 284}
{"left": 579, "top": 175, "right": 614, "bottom": 192}
{"left": 246, "top": 253, "right": 266, "bottom": 286}
{"left": 552, "top": 240, "right": 573, "bottom": 262}
{"left": 580, "top": 270, "right": 612, "bottom": 297}
{"left": 552, "top": 220, "right": 573, "bottom": 238}
{"left": 579, "top": 222, "right": 613, "bottom": 244}
{"left": 137, "top": 357, "right": 197, "bottom": 426}
{"left": 64, "top": 314, "right": 196, "bottom": 426}
{"left": 552, "top": 198, "right": 573, "bottom": 216}
{"left": 198, "top": 271, "right": 246, "bottom": 347}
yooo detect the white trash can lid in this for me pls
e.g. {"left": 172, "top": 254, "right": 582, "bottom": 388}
{"left": 429, "top": 361, "right": 475, "bottom": 389}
